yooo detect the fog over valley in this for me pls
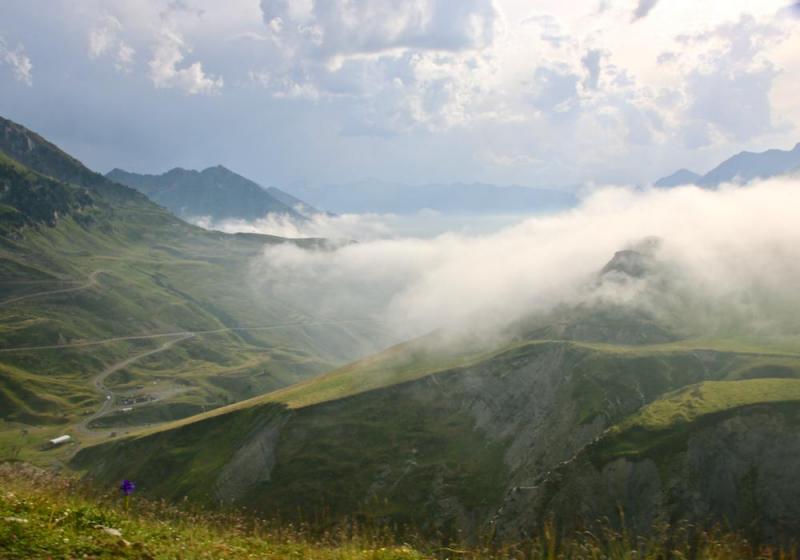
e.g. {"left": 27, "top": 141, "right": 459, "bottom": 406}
{"left": 244, "top": 177, "right": 800, "bottom": 342}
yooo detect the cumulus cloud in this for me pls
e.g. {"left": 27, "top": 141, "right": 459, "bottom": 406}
{"left": 248, "top": 0, "right": 500, "bottom": 131}
{"left": 148, "top": 28, "right": 223, "bottom": 94}
{"left": 0, "top": 36, "right": 32, "bottom": 85}
{"left": 88, "top": 14, "right": 136, "bottom": 72}
{"left": 530, "top": 65, "right": 580, "bottom": 115}
{"left": 248, "top": 178, "right": 800, "bottom": 342}
{"left": 676, "top": 15, "right": 787, "bottom": 145}
{"left": 260, "top": 0, "right": 497, "bottom": 57}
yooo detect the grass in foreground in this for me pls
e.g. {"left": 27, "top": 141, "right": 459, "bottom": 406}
{"left": 1, "top": 462, "right": 798, "bottom": 559}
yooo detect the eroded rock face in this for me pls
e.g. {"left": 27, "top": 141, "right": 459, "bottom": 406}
{"left": 497, "top": 407, "right": 800, "bottom": 542}
{"left": 215, "top": 411, "right": 292, "bottom": 503}
{"left": 681, "top": 410, "right": 800, "bottom": 539}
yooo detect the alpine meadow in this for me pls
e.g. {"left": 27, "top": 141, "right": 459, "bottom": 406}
{"left": 2, "top": 1, "right": 800, "bottom": 559}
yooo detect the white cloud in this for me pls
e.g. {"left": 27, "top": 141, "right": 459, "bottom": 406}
{"left": 260, "top": 0, "right": 498, "bottom": 57}
{"left": 0, "top": 36, "right": 32, "bottom": 86}
{"left": 249, "top": 0, "right": 501, "bottom": 130}
{"left": 88, "top": 14, "right": 136, "bottom": 72}
{"left": 193, "top": 212, "right": 392, "bottom": 240}
{"left": 249, "top": 177, "right": 800, "bottom": 342}
{"left": 148, "top": 28, "right": 223, "bottom": 94}
{"left": 192, "top": 210, "right": 525, "bottom": 241}
{"left": 675, "top": 15, "right": 787, "bottom": 145}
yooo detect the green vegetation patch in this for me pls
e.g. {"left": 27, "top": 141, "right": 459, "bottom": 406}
{"left": 616, "top": 379, "right": 800, "bottom": 432}
{"left": 591, "top": 379, "right": 800, "bottom": 463}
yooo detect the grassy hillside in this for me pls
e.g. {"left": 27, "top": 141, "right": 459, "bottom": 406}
{"left": 122, "top": 331, "right": 800, "bottom": 436}
{"left": 590, "top": 378, "right": 800, "bottom": 462}
{"left": 2, "top": 462, "right": 796, "bottom": 559}
{"left": 0, "top": 116, "right": 393, "bottom": 460}
{"left": 73, "top": 331, "right": 800, "bottom": 536}
{"left": 615, "top": 378, "right": 800, "bottom": 431}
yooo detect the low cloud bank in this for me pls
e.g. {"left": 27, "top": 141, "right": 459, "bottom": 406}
{"left": 194, "top": 212, "right": 392, "bottom": 241}
{"left": 193, "top": 210, "right": 528, "bottom": 241}
{"left": 245, "top": 178, "right": 800, "bottom": 343}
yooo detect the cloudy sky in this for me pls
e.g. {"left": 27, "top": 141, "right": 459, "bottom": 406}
{"left": 1, "top": 0, "right": 798, "bottom": 189}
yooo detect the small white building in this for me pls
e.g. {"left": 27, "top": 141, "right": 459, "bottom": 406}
{"left": 48, "top": 435, "right": 71, "bottom": 447}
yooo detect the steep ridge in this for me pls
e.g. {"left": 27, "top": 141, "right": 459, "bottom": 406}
{"left": 0, "top": 116, "right": 146, "bottom": 204}
{"left": 0, "top": 152, "right": 94, "bottom": 231}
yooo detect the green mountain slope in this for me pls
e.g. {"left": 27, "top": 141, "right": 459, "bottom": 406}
{"left": 0, "top": 152, "right": 95, "bottom": 232}
{"left": 73, "top": 324, "right": 800, "bottom": 539}
{"left": 0, "top": 116, "right": 146, "bottom": 204}
{"left": 0, "top": 116, "right": 393, "bottom": 454}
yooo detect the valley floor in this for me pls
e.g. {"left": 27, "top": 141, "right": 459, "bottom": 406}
{"left": 1, "top": 462, "right": 797, "bottom": 560}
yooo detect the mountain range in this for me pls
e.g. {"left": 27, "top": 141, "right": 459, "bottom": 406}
{"left": 655, "top": 142, "right": 800, "bottom": 187}
{"left": 109, "top": 139, "right": 800, "bottom": 224}
{"left": 107, "top": 166, "right": 319, "bottom": 222}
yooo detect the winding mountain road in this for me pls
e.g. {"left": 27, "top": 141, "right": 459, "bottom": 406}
{"left": 0, "top": 270, "right": 106, "bottom": 308}
{"left": 1, "top": 269, "right": 383, "bottom": 434}
{"left": 74, "top": 333, "right": 196, "bottom": 436}
{"left": 0, "top": 321, "right": 379, "bottom": 354}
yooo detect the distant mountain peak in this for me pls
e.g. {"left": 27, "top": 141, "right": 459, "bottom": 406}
{"left": 107, "top": 166, "right": 313, "bottom": 222}
{"left": 202, "top": 164, "right": 232, "bottom": 175}
{"left": 600, "top": 238, "right": 661, "bottom": 279}
{"left": 655, "top": 141, "right": 800, "bottom": 188}
{"left": 654, "top": 168, "right": 701, "bottom": 188}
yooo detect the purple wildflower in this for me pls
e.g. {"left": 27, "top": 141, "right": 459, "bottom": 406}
{"left": 119, "top": 479, "right": 136, "bottom": 496}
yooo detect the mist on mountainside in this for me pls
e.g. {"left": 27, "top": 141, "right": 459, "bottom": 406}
{"left": 246, "top": 177, "right": 800, "bottom": 344}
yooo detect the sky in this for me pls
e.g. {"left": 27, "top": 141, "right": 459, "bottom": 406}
{"left": 0, "top": 0, "right": 799, "bottom": 190}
